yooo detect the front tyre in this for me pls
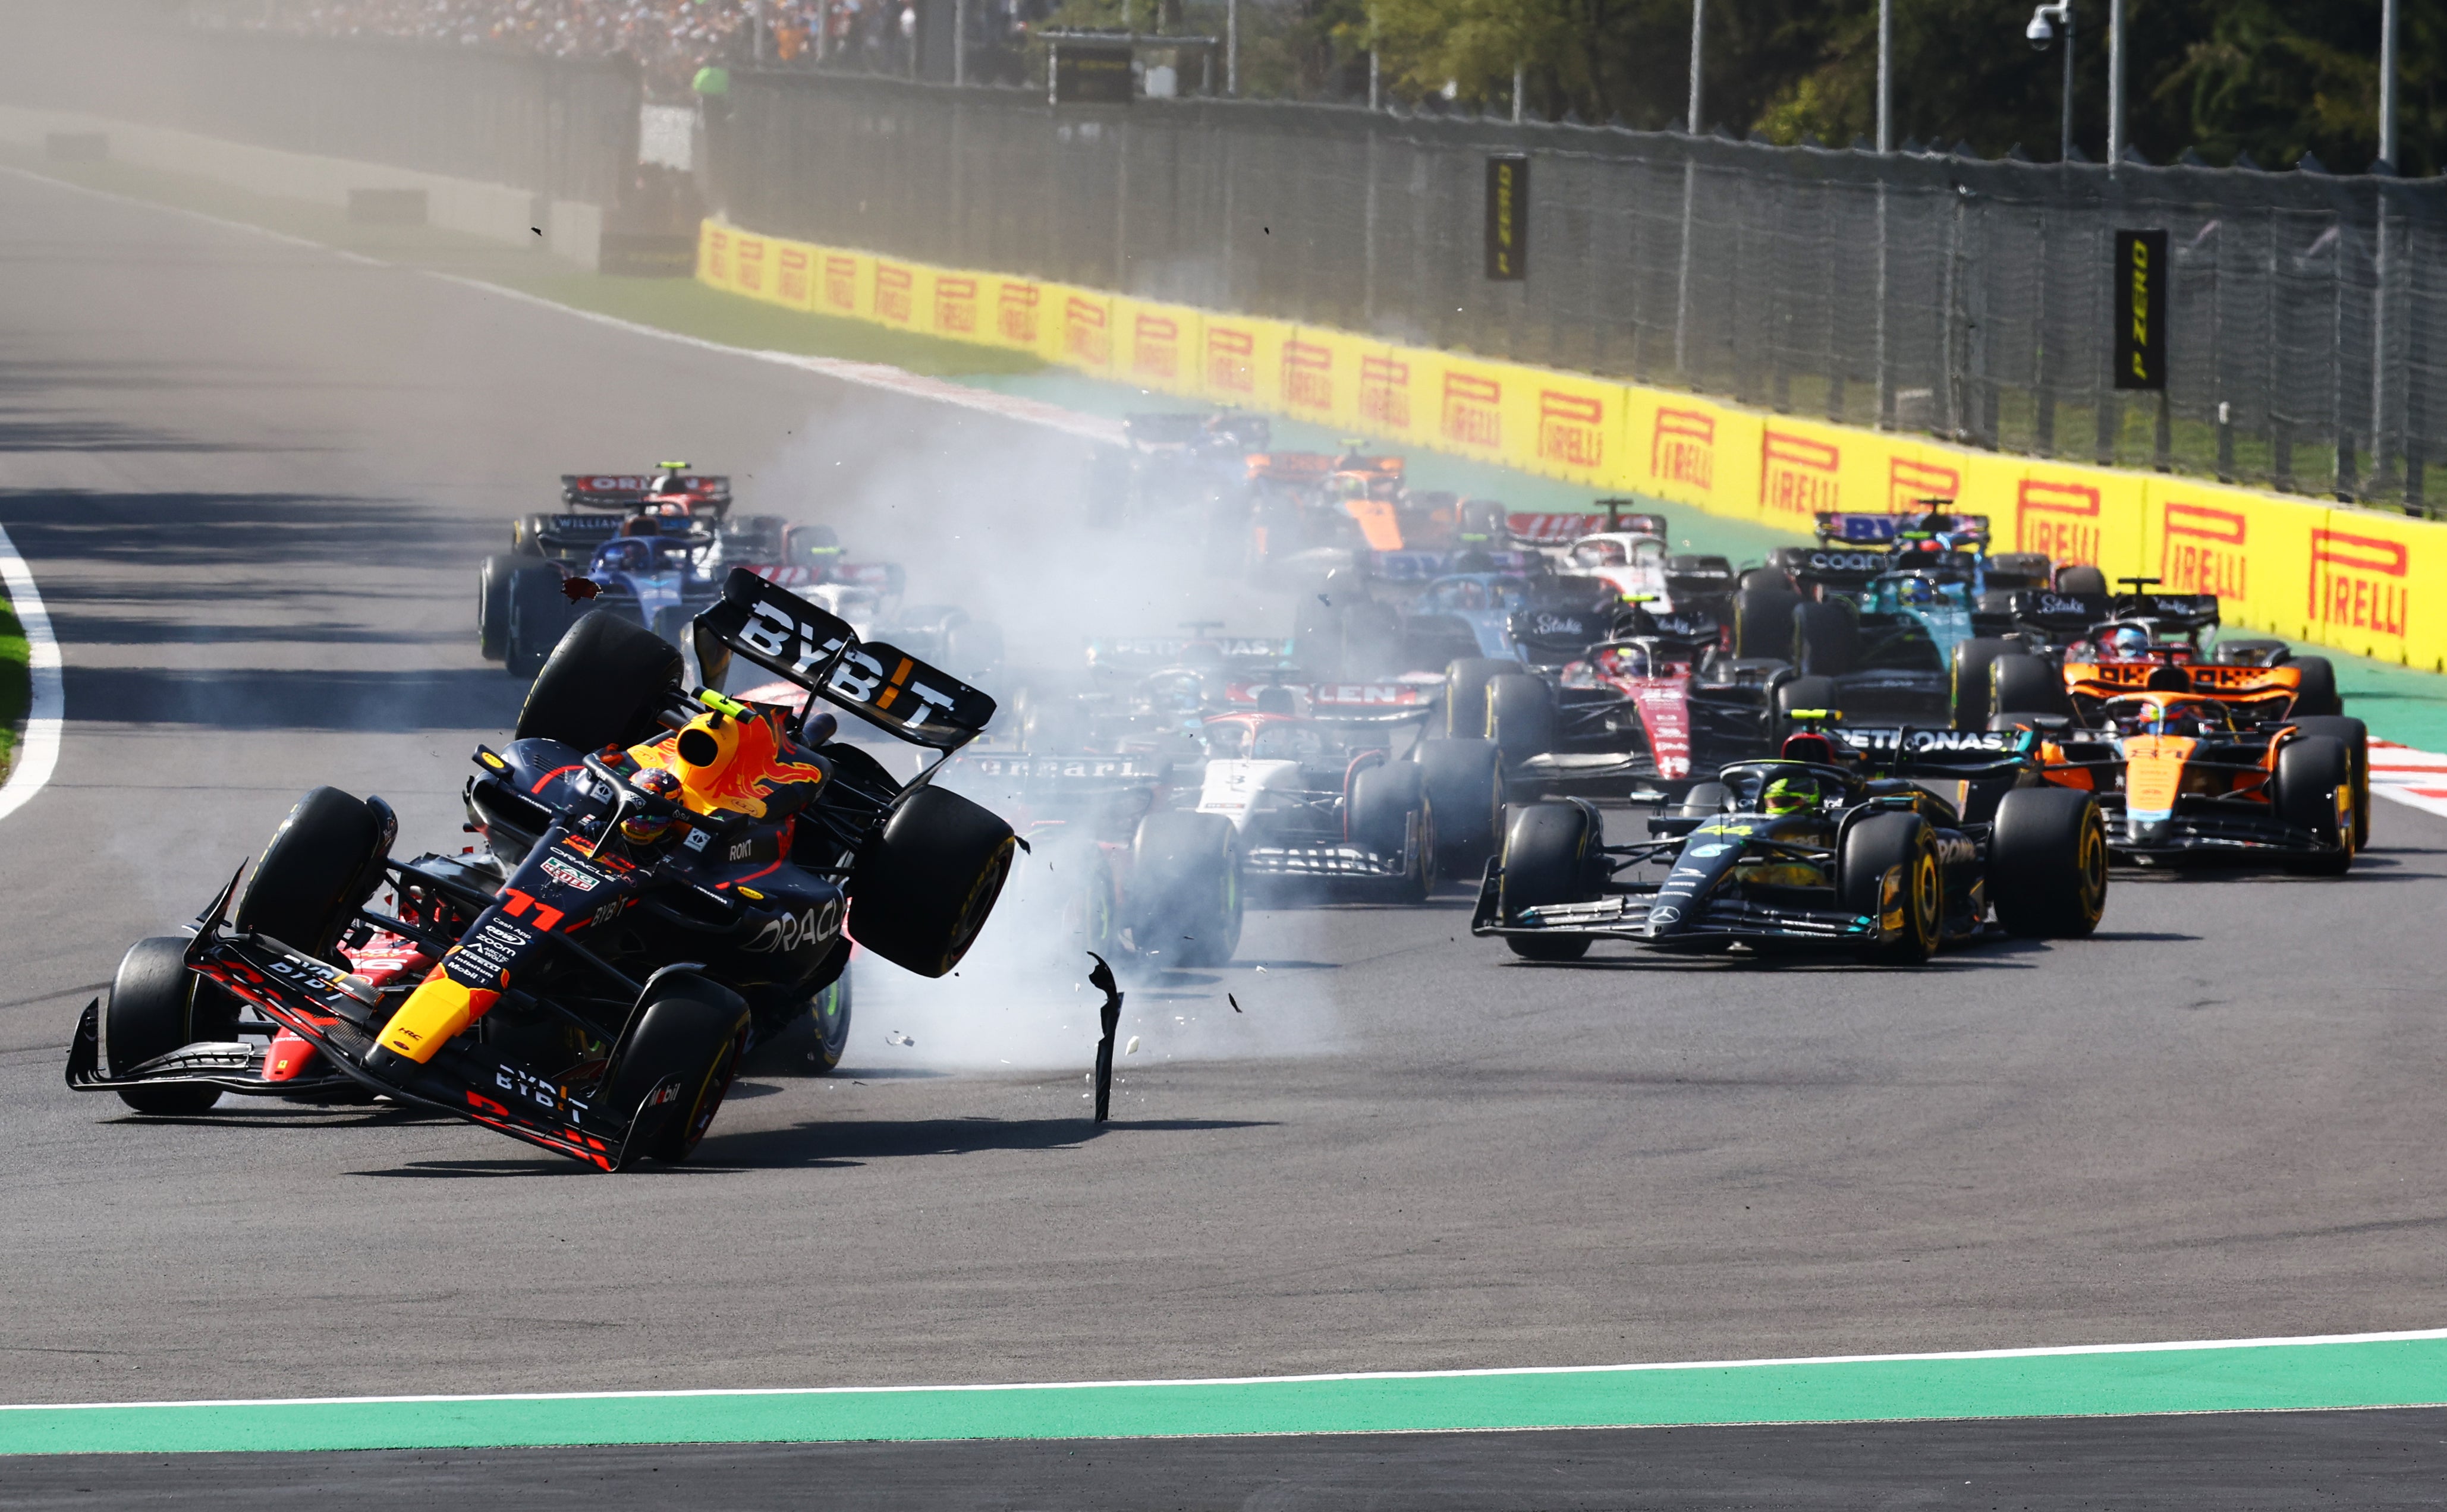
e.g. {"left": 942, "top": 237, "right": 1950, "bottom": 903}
{"left": 236, "top": 787, "right": 391, "bottom": 960}
{"left": 514, "top": 610, "right": 685, "bottom": 754}
{"left": 1988, "top": 788, "right": 2108, "bottom": 937}
{"left": 1496, "top": 801, "right": 1597, "bottom": 961}
{"left": 1418, "top": 738, "right": 1503, "bottom": 876}
{"left": 1131, "top": 811, "right": 1244, "bottom": 966}
{"left": 102, "top": 937, "right": 232, "bottom": 1116}
{"left": 606, "top": 974, "right": 751, "bottom": 1164}
{"left": 479, "top": 553, "right": 525, "bottom": 661}
{"left": 2276, "top": 735, "right": 2355, "bottom": 876}
{"left": 1840, "top": 812, "right": 1940, "bottom": 964}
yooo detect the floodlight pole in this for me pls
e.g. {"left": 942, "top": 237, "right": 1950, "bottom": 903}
{"left": 2106, "top": 0, "right": 2125, "bottom": 169}
{"left": 1875, "top": 0, "right": 1891, "bottom": 152}
{"left": 1687, "top": 0, "right": 1704, "bottom": 133}
{"left": 2380, "top": 0, "right": 2399, "bottom": 166}
{"left": 1226, "top": 0, "right": 1238, "bottom": 96}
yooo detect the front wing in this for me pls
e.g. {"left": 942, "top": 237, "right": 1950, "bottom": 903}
{"left": 1470, "top": 866, "right": 1876, "bottom": 947}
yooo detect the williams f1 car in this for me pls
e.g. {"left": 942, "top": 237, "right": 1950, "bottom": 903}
{"left": 71, "top": 572, "right": 1017, "bottom": 1170}
{"left": 1473, "top": 722, "right": 2109, "bottom": 962}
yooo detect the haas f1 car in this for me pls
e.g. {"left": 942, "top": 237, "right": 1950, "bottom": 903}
{"left": 71, "top": 572, "right": 1018, "bottom": 1170}
{"left": 1474, "top": 722, "right": 2108, "bottom": 963}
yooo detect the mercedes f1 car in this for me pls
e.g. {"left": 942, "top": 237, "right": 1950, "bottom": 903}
{"left": 71, "top": 572, "right": 1017, "bottom": 1170}
{"left": 1473, "top": 722, "right": 2109, "bottom": 962}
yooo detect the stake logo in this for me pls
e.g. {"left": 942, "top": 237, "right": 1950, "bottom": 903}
{"left": 2016, "top": 480, "right": 2102, "bottom": 563}
{"left": 1650, "top": 408, "right": 1715, "bottom": 490}
{"left": 1206, "top": 326, "right": 1256, "bottom": 393}
{"left": 776, "top": 245, "right": 811, "bottom": 306}
{"left": 1537, "top": 390, "right": 1606, "bottom": 470}
{"left": 933, "top": 276, "right": 978, "bottom": 336}
{"left": 996, "top": 281, "right": 1040, "bottom": 344}
{"left": 1064, "top": 297, "right": 1109, "bottom": 366}
{"left": 1888, "top": 456, "right": 1960, "bottom": 513}
{"left": 874, "top": 263, "right": 914, "bottom": 325}
{"left": 822, "top": 254, "right": 859, "bottom": 313}
{"left": 2160, "top": 501, "right": 2247, "bottom": 598}
{"left": 2309, "top": 528, "right": 2410, "bottom": 639}
{"left": 1442, "top": 371, "right": 1503, "bottom": 449}
{"left": 1760, "top": 428, "right": 1840, "bottom": 516}
{"left": 734, "top": 237, "right": 768, "bottom": 296}
{"left": 1359, "top": 355, "right": 1412, "bottom": 429}
{"left": 703, "top": 227, "right": 731, "bottom": 284}
{"left": 1282, "top": 339, "right": 1334, "bottom": 411}
{"left": 1131, "top": 312, "right": 1179, "bottom": 380}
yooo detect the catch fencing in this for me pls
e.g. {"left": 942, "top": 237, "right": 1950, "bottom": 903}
{"left": 0, "top": 9, "right": 639, "bottom": 205}
{"left": 716, "top": 70, "right": 2447, "bottom": 514}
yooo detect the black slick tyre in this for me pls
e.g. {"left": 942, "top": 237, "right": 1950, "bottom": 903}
{"left": 1990, "top": 653, "right": 2072, "bottom": 720}
{"left": 1418, "top": 738, "right": 1503, "bottom": 875}
{"left": 505, "top": 566, "right": 577, "bottom": 679}
{"left": 1487, "top": 673, "right": 1556, "bottom": 770}
{"left": 2290, "top": 656, "right": 2342, "bottom": 718}
{"left": 848, "top": 786, "right": 1018, "bottom": 976}
{"left": 103, "top": 936, "right": 229, "bottom": 1116}
{"left": 514, "top": 610, "right": 685, "bottom": 754}
{"left": 1988, "top": 788, "right": 2108, "bottom": 937}
{"left": 479, "top": 554, "right": 524, "bottom": 661}
{"left": 1350, "top": 761, "right": 1433, "bottom": 902}
{"left": 1131, "top": 811, "right": 1244, "bottom": 966}
{"left": 1444, "top": 658, "right": 1517, "bottom": 739}
{"left": 1839, "top": 812, "right": 1940, "bottom": 964}
{"left": 237, "top": 787, "right": 389, "bottom": 960}
{"left": 1793, "top": 600, "right": 1860, "bottom": 677}
{"left": 2276, "top": 735, "right": 2354, "bottom": 875}
{"left": 1773, "top": 675, "right": 1841, "bottom": 742}
{"left": 1733, "top": 586, "right": 1804, "bottom": 660}
{"left": 2289, "top": 714, "right": 2369, "bottom": 849}
{"left": 606, "top": 974, "right": 752, "bottom": 1164}
{"left": 2055, "top": 565, "right": 2109, "bottom": 597}
{"left": 1497, "top": 801, "right": 1596, "bottom": 961}
{"left": 1949, "top": 638, "right": 2013, "bottom": 730}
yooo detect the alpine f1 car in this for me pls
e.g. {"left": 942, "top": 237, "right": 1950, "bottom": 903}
{"left": 1191, "top": 698, "right": 1505, "bottom": 893}
{"left": 1473, "top": 721, "right": 2109, "bottom": 962}
{"left": 948, "top": 751, "right": 1243, "bottom": 968}
{"left": 71, "top": 572, "right": 1017, "bottom": 1170}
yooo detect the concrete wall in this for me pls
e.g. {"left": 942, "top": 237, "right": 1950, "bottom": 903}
{"left": 0, "top": 102, "right": 602, "bottom": 270}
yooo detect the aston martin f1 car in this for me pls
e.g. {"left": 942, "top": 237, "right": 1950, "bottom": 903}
{"left": 1473, "top": 723, "right": 2108, "bottom": 962}
{"left": 71, "top": 572, "right": 1017, "bottom": 1170}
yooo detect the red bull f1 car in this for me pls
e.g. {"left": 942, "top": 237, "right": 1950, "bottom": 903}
{"left": 71, "top": 572, "right": 1017, "bottom": 1170}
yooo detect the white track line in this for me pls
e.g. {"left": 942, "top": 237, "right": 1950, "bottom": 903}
{"left": 2369, "top": 738, "right": 2447, "bottom": 820}
{"left": 5, "top": 1325, "right": 2443, "bottom": 1414}
{"left": 0, "top": 523, "right": 62, "bottom": 826}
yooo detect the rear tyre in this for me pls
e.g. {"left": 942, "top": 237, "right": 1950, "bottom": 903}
{"left": 236, "top": 787, "right": 388, "bottom": 960}
{"left": 1737, "top": 567, "right": 1791, "bottom": 594}
{"left": 2055, "top": 564, "right": 2110, "bottom": 597}
{"left": 1988, "top": 788, "right": 2108, "bottom": 937}
{"left": 1131, "top": 811, "right": 1244, "bottom": 966}
{"left": 1733, "top": 587, "right": 1804, "bottom": 660}
{"left": 514, "top": 610, "right": 685, "bottom": 754}
{"left": 2276, "top": 735, "right": 2354, "bottom": 875}
{"left": 1350, "top": 761, "right": 1433, "bottom": 902}
{"left": 2289, "top": 714, "right": 2369, "bottom": 850}
{"left": 511, "top": 512, "right": 555, "bottom": 556}
{"left": 505, "top": 566, "right": 577, "bottom": 678}
{"left": 1677, "top": 780, "right": 1732, "bottom": 818}
{"left": 1418, "top": 738, "right": 1503, "bottom": 876}
{"left": 1773, "top": 675, "right": 1841, "bottom": 744}
{"left": 1990, "top": 653, "right": 2072, "bottom": 720}
{"left": 2291, "top": 655, "right": 2342, "bottom": 718}
{"left": 1949, "top": 638, "right": 2013, "bottom": 730}
{"left": 103, "top": 936, "right": 228, "bottom": 1116}
{"left": 1497, "top": 802, "right": 1596, "bottom": 961}
{"left": 606, "top": 974, "right": 752, "bottom": 1164}
{"left": 848, "top": 787, "right": 1018, "bottom": 976}
{"left": 1839, "top": 812, "right": 1940, "bottom": 964}
{"left": 1487, "top": 673, "right": 1556, "bottom": 770}
{"left": 1793, "top": 600, "right": 1860, "bottom": 677}
{"left": 479, "top": 554, "right": 524, "bottom": 661}
{"left": 1444, "top": 658, "right": 1517, "bottom": 739}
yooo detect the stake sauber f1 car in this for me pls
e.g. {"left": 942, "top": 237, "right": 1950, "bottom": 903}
{"left": 70, "top": 572, "right": 1018, "bottom": 1170}
{"left": 1474, "top": 721, "right": 2108, "bottom": 963}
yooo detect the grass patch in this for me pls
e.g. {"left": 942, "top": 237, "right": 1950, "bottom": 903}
{"left": 0, "top": 587, "right": 27, "bottom": 788}
{"left": 0, "top": 144, "right": 1040, "bottom": 380}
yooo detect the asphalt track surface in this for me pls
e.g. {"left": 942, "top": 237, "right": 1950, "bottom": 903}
{"left": 4, "top": 170, "right": 2447, "bottom": 1494}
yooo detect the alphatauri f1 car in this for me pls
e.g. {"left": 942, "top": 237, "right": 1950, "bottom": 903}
{"left": 71, "top": 572, "right": 1017, "bottom": 1170}
{"left": 1473, "top": 722, "right": 2108, "bottom": 962}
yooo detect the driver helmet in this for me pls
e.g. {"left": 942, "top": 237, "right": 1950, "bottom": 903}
{"left": 597, "top": 538, "right": 652, "bottom": 574}
{"left": 621, "top": 767, "right": 683, "bottom": 846}
{"left": 1897, "top": 575, "right": 1938, "bottom": 605}
{"left": 1762, "top": 776, "right": 1819, "bottom": 815}
{"left": 1601, "top": 644, "right": 1651, "bottom": 679}
{"left": 618, "top": 514, "right": 662, "bottom": 538}
{"left": 2106, "top": 625, "right": 2150, "bottom": 659}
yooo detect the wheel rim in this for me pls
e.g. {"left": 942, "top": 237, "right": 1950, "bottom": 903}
{"left": 2077, "top": 812, "right": 2108, "bottom": 920}
{"left": 1910, "top": 850, "right": 1940, "bottom": 944}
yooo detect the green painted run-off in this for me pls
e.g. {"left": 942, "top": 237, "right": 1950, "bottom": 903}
{"left": 5, "top": 1334, "right": 2443, "bottom": 1456}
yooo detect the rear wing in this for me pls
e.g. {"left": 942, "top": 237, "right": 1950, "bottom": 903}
{"left": 2067, "top": 660, "right": 2299, "bottom": 700}
{"left": 1816, "top": 511, "right": 1990, "bottom": 546}
{"left": 692, "top": 568, "right": 995, "bottom": 752}
{"left": 1086, "top": 635, "right": 1295, "bottom": 672}
{"left": 560, "top": 472, "right": 733, "bottom": 511}
{"left": 2006, "top": 588, "right": 2111, "bottom": 635}
{"left": 1506, "top": 506, "right": 1668, "bottom": 544}
{"left": 1829, "top": 724, "right": 2034, "bottom": 777}
{"left": 2108, "top": 591, "right": 2220, "bottom": 633}
{"left": 1245, "top": 452, "right": 1338, "bottom": 483}
{"left": 1367, "top": 548, "right": 1545, "bottom": 582}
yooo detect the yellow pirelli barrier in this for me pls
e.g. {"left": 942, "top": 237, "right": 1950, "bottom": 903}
{"left": 697, "top": 219, "right": 2447, "bottom": 671}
